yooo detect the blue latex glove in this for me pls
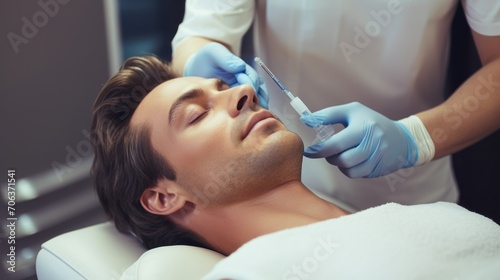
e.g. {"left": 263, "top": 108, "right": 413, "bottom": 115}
{"left": 302, "top": 102, "right": 419, "bottom": 178}
{"left": 184, "top": 42, "right": 269, "bottom": 108}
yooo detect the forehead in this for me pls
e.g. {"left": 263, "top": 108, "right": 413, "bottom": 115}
{"left": 130, "top": 76, "right": 206, "bottom": 126}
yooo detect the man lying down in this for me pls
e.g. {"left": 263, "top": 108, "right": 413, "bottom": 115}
{"left": 90, "top": 56, "right": 500, "bottom": 279}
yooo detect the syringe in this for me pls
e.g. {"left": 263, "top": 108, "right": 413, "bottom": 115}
{"left": 254, "top": 57, "right": 335, "bottom": 143}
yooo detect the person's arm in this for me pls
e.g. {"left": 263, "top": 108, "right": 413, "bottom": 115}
{"left": 171, "top": 36, "right": 269, "bottom": 108}
{"left": 303, "top": 34, "right": 500, "bottom": 178}
{"left": 171, "top": 36, "right": 231, "bottom": 77}
{"left": 417, "top": 32, "right": 500, "bottom": 159}
{"left": 303, "top": 32, "right": 500, "bottom": 178}
{"left": 169, "top": 0, "right": 268, "bottom": 107}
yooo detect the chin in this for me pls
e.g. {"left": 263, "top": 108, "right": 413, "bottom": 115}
{"left": 265, "top": 122, "right": 304, "bottom": 151}
{"left": 256, "top": 130, "right": 304, "bottom": 174}
{"left": 208, "top": 131, "right": 303, "bottom": 204}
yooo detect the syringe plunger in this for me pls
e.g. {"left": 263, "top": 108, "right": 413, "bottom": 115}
{"left": 290, "top": 97, "right": 336, "bottom": 143}
{"left": 255, "top": 57, "right": 335, "bottom": 143}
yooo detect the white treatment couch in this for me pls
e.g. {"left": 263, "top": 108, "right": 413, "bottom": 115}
{"left": 35, "top": 222, "right": 225, "bottom": 280}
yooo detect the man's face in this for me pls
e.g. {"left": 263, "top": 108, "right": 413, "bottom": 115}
{"left": 131, "top": 77, "right": 303, "bottom": 205}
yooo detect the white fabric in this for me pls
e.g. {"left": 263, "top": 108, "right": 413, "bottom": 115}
{"left": 202, "top": 202, "right": 500, "bottom": 280}
{"left": 173, "top": 0, "right": 254, "bottom": 56}
{"left": 399, "top": 115, "right": 436, "bottom": 166}
{"left": 172, "top": 0, "right": 500, "bottom": 212}
{"left": 36, "top": 223, "right": 225, "bottom": 280}
{"left": 120, "top": 246, "right": 225, "bottom": 280}
{"left": 463, "top": 0, "right": 500, "bottom": 36}
{"left": 36, "top": 223, "right": 146, "bottom": 280}
{"left": 36, "top": 250, "right": 86, "bottom": 280}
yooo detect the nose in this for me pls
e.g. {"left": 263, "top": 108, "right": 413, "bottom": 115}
{"left": 226, "top": 84, "right": 258, "bottom": 117}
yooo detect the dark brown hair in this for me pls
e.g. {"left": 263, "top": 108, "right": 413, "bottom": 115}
{"left": 90, "top": 56, "right": 210, "bottom": 249}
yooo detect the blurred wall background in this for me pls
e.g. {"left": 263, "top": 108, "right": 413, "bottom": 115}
{"left": 1, "top": 1, "right": 117, "bottom": 279}
{"left": 0, "top": 1, "right": 498, "bottom": 279}
{"left": 0, "top": 1, "right": 187, "bottom": 279}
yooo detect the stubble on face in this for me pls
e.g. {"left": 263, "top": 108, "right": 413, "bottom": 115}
{"left": 184, "top": 110, "right": 304, "bottom": 207}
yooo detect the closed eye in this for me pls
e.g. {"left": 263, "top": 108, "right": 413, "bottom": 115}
{"left": 185, "top": 79, "right": 224, "bottom": 126}
{"left": 189, "top": 110, "right": 209, "bottom": 125}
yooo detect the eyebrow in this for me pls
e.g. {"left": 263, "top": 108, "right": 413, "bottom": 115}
{"left": 167, "top": 79, "right": 226, "bottom": 126}
{"left": 168, "top": 88, "right": 205, "bottom": 125}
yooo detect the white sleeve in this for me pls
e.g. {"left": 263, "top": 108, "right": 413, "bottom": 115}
{"left": 462, "top": 0, "right": 500, "bottom": 36}
{"left": 171, "top": 0, "right": 255, "bottom": 56}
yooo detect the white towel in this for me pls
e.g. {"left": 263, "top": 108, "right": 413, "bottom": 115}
{"left": 202, "top": 202, "right": 500, "bottom": 280}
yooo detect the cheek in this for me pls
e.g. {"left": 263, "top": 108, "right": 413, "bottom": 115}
{"left": 172, "top": 115, "right": 233, "bottom": 168}
{"left": 171, "top": 119, "right": 236, "bottom": 192}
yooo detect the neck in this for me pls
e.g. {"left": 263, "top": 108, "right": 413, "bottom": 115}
{"left": 184, "top": 180, "right": 349, "bottom": 255}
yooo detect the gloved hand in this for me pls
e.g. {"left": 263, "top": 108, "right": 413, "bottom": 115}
{"left": 302, "top": 102, "right": 419, "bottom": 178}
{"left": 184, "top": 42, "right": 269, "bottom": 108}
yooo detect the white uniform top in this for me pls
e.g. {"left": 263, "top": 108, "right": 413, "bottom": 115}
{"left": 173, "top": 0, "right": 500, "bottom": 212}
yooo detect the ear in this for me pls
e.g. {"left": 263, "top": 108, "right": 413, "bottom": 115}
{"left": 140, "top": 180, "right": 187, "bottom": 216}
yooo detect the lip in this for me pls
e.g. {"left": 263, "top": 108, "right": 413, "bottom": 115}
{"left": 242, "top": 110, "right": 277, "bottom": 139}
